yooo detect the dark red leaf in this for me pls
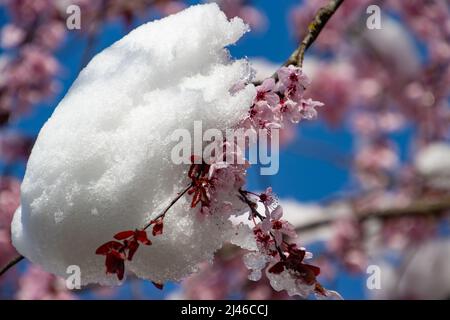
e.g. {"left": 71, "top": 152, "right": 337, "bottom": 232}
{"left": 314, "top": 283, "right": 326, "bottom": 296}
{"left": 190, "top": 155, "right": 203, "bottom": 165}
{"left": 116, "top": 261, "right": 125, "bottom": 280}
{"left": 294, "top": 263, "right": 320, "bottom": 285}
{"left": 135, "top": 230, "right": 152, "bottom": 244}
{"left": 114, "top": 230, "right": 135, "bottom": 240}
{"left": 304, "top": 264, "right": 321, "bottom": 276}
{"left": 95, "top": 241, "right": 123, "bottom": 255}
{"left": 152, "top": 221, "right": 163, "bottom": 236}
{"left": 191, "top": 190, "right": 201, "bottom": 208}
{"left": 268, "top": 261, "right": 285, "bottom": 274}
{"left": 288, "top": 245, "right": 305, "bottom": 261}
{"left": 152, "top": 282, "right": 164, "bottom": 290}
{"left": 127, "top": 240, "right": 139, "bottom": 261}
{"left": 201, "top": 188, "right": 210, "bottom": 205}
{"left": 188, "top": 162, "right": 199, "bottom": 179}
{"left": 105, "top": 254, "right": 116, "bottom": 273}
{"left": 105, "top": 250, "right": 125, "bottom": 280}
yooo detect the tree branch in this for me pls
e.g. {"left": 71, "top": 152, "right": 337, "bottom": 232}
{"left": 283, "top": 0, "right": 344, "bottom": 68}
{"left": 0, "top": 255, "right": 24, "bottom": 277}
{"left": 143, "top": 183, "right": 192, "bottom": 230}
{"left": 295, "top": 195, "right": 450, "bottom": 233}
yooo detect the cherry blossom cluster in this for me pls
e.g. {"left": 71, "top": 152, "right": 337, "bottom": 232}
{"left": 0, "top": 0, "right": 64, "bottom": 124}
{"left": 0, "top": 177, "right": 21, "bottom": 272}
{"left": 14, "top": 265, "right": 75, "bottom": 300}
{"left": 187, "top": 153, "right": 247, "bottom": 215}
{"left": 185, "top": 66, "right": 328, "bottom": 298}
{"left": 238, "top": 188, "right": 340, "bottom": 299}
{"left": 241, "top": 66, "right": 323, "bottom": 132}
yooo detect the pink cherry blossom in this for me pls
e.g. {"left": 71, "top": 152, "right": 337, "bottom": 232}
{"left": 255, "top": 78, "right": 280, "bottom": 107}
{"left": 16, "top": 266, "right": 75, "bottom": 300}
{"left": 261, "top": 206, "right": 297, "bottom": 245}
{"left": 276, "top": 65, "right": 310, "bottom": 101}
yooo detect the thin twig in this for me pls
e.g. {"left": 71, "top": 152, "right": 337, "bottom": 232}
{"left": 0, "top": 255, "right": 24, "bottom": 277}
{"left": 283, "top": 0, "right": 344, "bottom": 69}
{"left": 254, "top": 0, "right": 344, "bottom": 84}
{"left": 238, "top": 189, "right": 287, "bottom": 260}
{"left": 143, "top": 183, "right": 192, "bottom": 230}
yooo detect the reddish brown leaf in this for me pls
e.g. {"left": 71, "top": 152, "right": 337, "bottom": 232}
{"left": 127, "top": 240, "right": 139, "bottom": 261}
{"left": 95, "top": 241, "right": 123, "bottom": 255}
{"left": 201, "top": 188, "right": 210, "bottom": 205}
{"left": 114, "top": 230, "right": 135, "bottom": 240}
{"left": 135, "top": 230, "right": 152, "bottom": 245}
{"left": 268, "top": 261, "right": 285, "bottom": 274}
{"left": 105, "top": 250, "right": 126, "bottom": 280}
{"left": 287, "top": 244, "right": 304, "bottom": 257}
{"left": 152, "top": 221, "right": 163, "bottom": 236}
{"left": 191, "top": 190, "right": 201, "bottom": 208}
{"left": 314, "top": 283, "right": 326, "bottom": 296}
{"left": 116, "top": 261, "right": 125, "bottom": 280}
{"left": 304, "top": 264, "right": 321, "bottom": 276}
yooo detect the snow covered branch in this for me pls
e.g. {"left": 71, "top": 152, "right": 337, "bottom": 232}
{"left": 295, "top": 195, "right": 450, "bottom": 233}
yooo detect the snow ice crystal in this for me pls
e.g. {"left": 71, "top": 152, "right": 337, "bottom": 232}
{"left": 243, "top": 252, "right": 268, "bottom": 281}
{"left": 266, "top": 268, "right": 315, "bottom": 297}
{"left": 11, "top": 3, "right": 256, "bottom": 285}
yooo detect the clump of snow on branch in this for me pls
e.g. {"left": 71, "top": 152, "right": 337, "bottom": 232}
{"left": 11, "top": 4, "right": 256, "bottom": 285}
{"left": 415, "top": 143, "right": 450, "bottom": 189}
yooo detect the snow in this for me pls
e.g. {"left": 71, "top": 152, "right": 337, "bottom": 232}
{"left": 11, "top": 3, "right": 256, "bottom": 285}
{"left": 243, "top": 252, "right": 268, "bottom": 281}
{"left": 266, "top": 268, "right": 315, "bottom": 297}
{"left": 415, "top": 142, "right": 450, "bottom": 189}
